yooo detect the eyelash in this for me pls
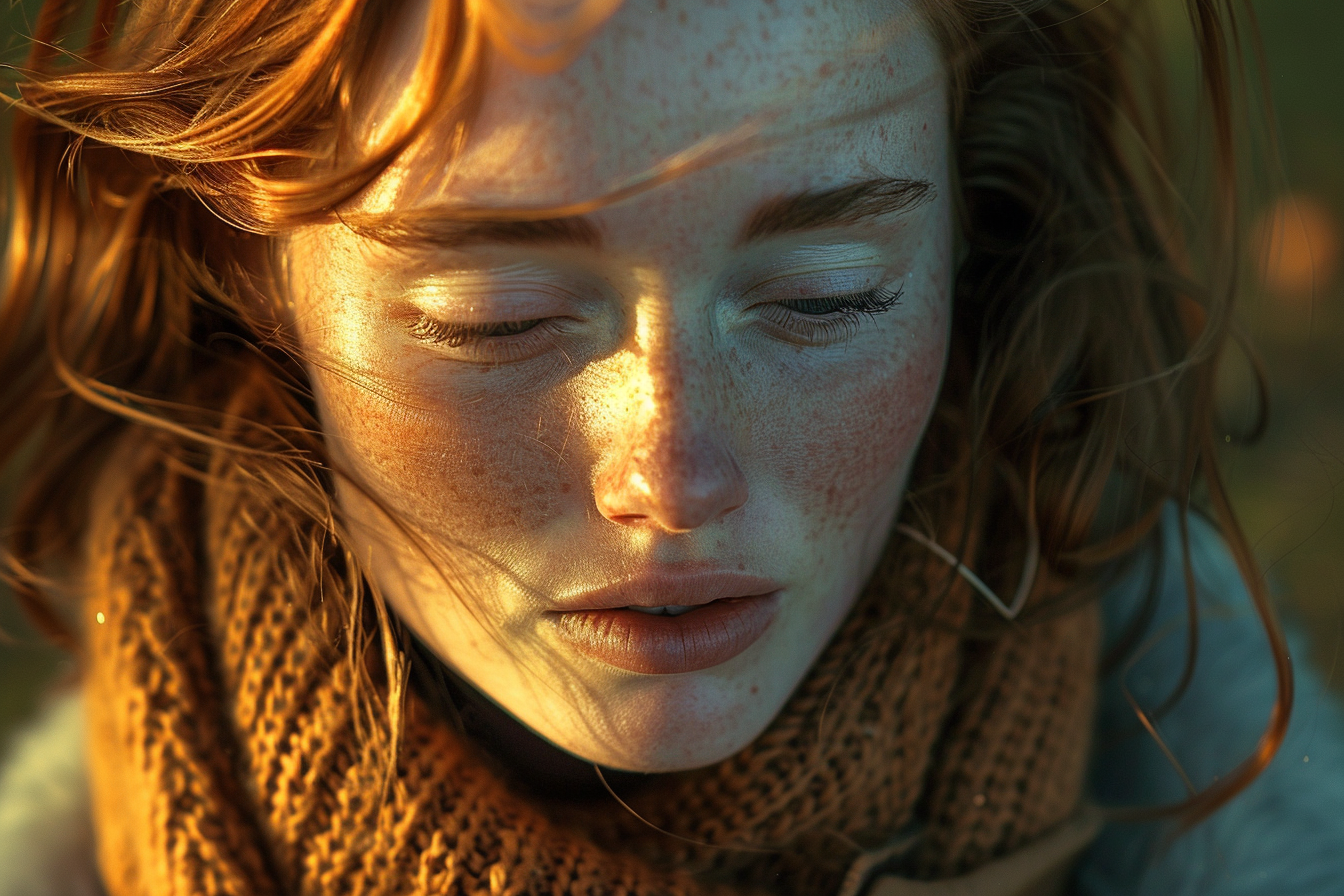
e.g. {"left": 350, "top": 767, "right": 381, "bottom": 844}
{"left": 405, "top": 284, "right": 903, "bottom": 357}
{"left": 407, "top": 315, "right": 560, "bottom": 363}
{"left": 761, "top": 284, "right": 904, "bottom": 344}
{"left": 408, "top": 316, "right": 546, "bottom": 347}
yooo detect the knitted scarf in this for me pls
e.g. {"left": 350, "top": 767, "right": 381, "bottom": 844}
{"left": 82, "top": 434, "right": 1098, "bottom": 896}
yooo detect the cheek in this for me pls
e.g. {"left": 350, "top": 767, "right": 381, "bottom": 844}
{"left": 758, "top": 322, "right": 947, "bottom": 529}
{"left": 288, "top": 246, "right": 582, "bottom": 544}
{"left": 315, "top": 372, "right": 582, "bottom": 539}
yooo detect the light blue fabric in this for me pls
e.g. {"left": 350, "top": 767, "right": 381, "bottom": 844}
{"left": 1078, "top": 507, "right": 1344, "bottom": 895}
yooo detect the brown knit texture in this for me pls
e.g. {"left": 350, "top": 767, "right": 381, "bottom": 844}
{"left": 83, "top": 435, "right": 1099, "bottom": 895}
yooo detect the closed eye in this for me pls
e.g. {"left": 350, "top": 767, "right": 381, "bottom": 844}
{"left": 408, "top": 315, "right": 546, "bottom": 347}
{"left": 761, "top": 284, "right": 903, "bottom": 344}
{"left": 779, "top": 285, "right": 903, "bottom": 316}
{"left": 403, "top": 312, "right": 569, "bottom": 364}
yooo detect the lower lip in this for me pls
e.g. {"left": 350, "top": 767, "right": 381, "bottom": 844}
{"left": 549, "top": 592, "right": 780, "bottom": 675}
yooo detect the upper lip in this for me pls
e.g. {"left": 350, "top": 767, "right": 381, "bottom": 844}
{"left": 552, "top": 568, "right": 783, "bottom": 612}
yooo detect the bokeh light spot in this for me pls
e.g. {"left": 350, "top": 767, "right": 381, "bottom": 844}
{"left": 1252, "top": 194, "right": 1342, "bottom": 301}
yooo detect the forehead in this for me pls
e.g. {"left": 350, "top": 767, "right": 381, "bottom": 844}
{"left": 362, "top": 0, "right": 943, "bottom": 214}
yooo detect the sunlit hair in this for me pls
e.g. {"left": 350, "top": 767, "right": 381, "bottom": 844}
{"left": 0, "top": 0, "right": 1287, "bottom": 831}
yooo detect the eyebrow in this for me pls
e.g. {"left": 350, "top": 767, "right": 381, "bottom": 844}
{"left": 344, "top": 176, "right": 934, "bottom": 250}
{"left": 344, "top": 213, "right": 603, "bottom": 249}
{"left": 735, "top": 176, "right": 935, "bottom": 245}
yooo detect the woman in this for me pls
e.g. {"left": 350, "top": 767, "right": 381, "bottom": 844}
{"left": 1, "top": 0, "right": 1341, "bottom": 893}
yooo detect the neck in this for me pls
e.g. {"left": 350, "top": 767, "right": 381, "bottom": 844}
{"left": 404, "top": 632, "right": 651, "bottom": 800}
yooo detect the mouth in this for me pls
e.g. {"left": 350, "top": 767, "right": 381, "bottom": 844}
{"left": 625, "top": 604, "right": 699, "bottom": 616}
{"left": 546, "top": 570, "right": 782, "bottom": 675}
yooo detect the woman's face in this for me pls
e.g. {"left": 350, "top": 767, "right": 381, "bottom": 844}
{"left": 285, "top": 0, "right": 953, "bottom": 772}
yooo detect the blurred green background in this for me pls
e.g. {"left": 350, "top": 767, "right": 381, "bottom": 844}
{"left": 2, "top": 1, "right": 1343, "bottom": 753}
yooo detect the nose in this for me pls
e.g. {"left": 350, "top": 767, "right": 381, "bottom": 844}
{"left": 593, "top": 341, "right": 748, "bottom": 534}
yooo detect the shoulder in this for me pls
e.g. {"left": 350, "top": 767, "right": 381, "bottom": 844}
{"left": 1078, "top": 507, "right": 1344, "bottom": 895}
{"left": 0, "top": 691, "right": 103, "bottom": 896}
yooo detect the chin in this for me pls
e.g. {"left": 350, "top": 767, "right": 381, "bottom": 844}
{"left": 530, "top": 653, "right": 794, "bottom": 773}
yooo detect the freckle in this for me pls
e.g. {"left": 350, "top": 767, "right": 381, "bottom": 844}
{"left": 817, "top": 61, "right": 834, "bottom": 78}
{"left": 751, "top": 685, "right": 759, "bottom": 695}
{"left": 737, "top": 562, "right": 745, "bottom": 571}
{"left": 561, "top": 482, "right": 572, "bottom": 494}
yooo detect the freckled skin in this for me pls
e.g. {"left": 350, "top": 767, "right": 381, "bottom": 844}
{"left": 285, "top": 0, "right": 952, "bottom": 772}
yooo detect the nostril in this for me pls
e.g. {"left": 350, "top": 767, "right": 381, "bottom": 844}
{"left": 607, "top": 513, "right": 648, "bottom": 525}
